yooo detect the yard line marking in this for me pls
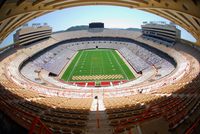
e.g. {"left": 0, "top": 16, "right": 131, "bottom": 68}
{"left": 65, "top": 49, "right": 131, "bottom": 82}
{"left": 90, "top": 51, "right": 93, "bottom": 77}
{"left": 105, "top": 51, "right": 114, "bottom": 75}
{"left": 101, "top": 51, "right": 104, "bottom": 76}
{"left": 82, "top": 51, "right": 88, "bottom": 75}
{"left": 111, "top": 50, "right": 128, "bottom": 80}
{"left": 67, "top": 51, "right": 84, "bottom": 81}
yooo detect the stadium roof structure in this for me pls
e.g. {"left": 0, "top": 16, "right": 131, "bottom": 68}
{"left": 0, "top": 0, "right": 200, "bottom": 46}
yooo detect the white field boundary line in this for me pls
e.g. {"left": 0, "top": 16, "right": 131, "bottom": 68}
{"left": 111, "top": 50, "right": 129, "bottom": 80}
{"left": 82, "top": 51, "right": 88, "bottom": 76}
{"left": 67, "top": 51, "right": 84, "bottom": 81}
{"left": 105, "top": 51, "right": 112, "bottom": 76}
{"left": 93, "top": 52, "right": 97, "bottom": 75}
{"left": 58, "top": 51, "right": 78, "bottom": 78}
{"left": 90, "top": 52, "right": 93, "bottom": 76}
{"left": 97, "top": 50, "right": 103, "bottom": 76}
{"left": 83, "top": 51, "right": 88, "bottom": 75}
{"left": 101, "top": 51, "right": 105, "bottom": 76}
{"left": 115, "top": 50, "right": 140, "bottom": 78}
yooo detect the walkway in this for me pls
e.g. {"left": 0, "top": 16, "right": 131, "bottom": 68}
{"left": 86, "top": 94, "right": 112, "bottom": 134}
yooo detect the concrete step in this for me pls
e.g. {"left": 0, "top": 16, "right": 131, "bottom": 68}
{"left": 86, "top": 128, "right": 113, "bottom": 134}
{"left": 86, "top": 95, "right": 112, "bottom": 134}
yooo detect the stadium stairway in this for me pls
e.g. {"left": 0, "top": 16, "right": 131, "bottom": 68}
{"left": 86, "top": 111, "right": 112, "bottom": 134}
{"left": 86, "top": 96, "right": 112, "bottom": 134}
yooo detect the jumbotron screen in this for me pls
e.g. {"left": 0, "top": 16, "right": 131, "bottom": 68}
{"left": 89, "top": 22, "right": 104, "bottom": 28}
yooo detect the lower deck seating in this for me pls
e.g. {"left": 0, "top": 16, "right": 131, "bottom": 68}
{"left": 0, "top": 80, "right": 92, "bottom": 134}
{"left": 118, "top": 47, "right": 150, "bottom": 72}
{"left": 104, "top": 87, "right": 200, "bottom": 133}
{"left": 0, "top": 36, "right": 200, "bottom": 134}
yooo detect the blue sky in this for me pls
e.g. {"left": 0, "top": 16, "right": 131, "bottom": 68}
{"left": 0, "top": 5, "right": 196, "bottom": 48}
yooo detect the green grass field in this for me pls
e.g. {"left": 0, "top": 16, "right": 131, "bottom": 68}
{"left": 61, "top": 49, "right": 135, "bottom": 82}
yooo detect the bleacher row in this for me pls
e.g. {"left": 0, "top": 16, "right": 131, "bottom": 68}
{"left": 20, "top": 40, "right": 126, "bottom": 85}
{"left": 67, "top": 41, "right": 123, "bottom": 51}
{"left": 32, "top": 46, "right": 75, "bottom": 75}
{"left": 104, "top": 74, "right": 200, "bottom": 133}
{"left": 0, "top": 56, "right": 199, "bottom": 134}
{"left": 20, "top": 38, "right": 175, "bottom": 87}
{"left": 0, "top": 30, "right": 200, "bottom": 133}
{"left": 0, "top": 79, "right": 93, "bottom": 134}
{"left": 20, "top": 40, "right": 124, "bottom": 85}
{"left": 118, "top": 47, "right": 150, "bottom": 72}
{"left": 103, "top": 43, "right": 200, "bottom": 133}
{"left": 1, "top": 71, "right": 200, "bottom": 134}
{"left": 51, "top": 29, "right": 141, "bottom": 42}
{"left": 67, "top": 40, "right": 174, "bottom": 72}
{"left": 118, "top": 46, "right": 175, "bottom": 80}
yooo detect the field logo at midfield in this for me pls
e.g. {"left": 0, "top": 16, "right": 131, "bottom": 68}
{"left": 72, "top": 74, "right": 123, "bottom": 80}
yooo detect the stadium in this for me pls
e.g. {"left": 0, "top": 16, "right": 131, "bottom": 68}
{"left": 0, "top": 1, "right": 200, "bottom": 134}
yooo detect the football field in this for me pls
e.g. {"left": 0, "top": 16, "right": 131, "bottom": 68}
{"left": 61, "top": 49, "right": 135, "bottom": 82}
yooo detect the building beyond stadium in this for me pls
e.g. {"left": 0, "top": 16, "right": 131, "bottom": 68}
{"left": 14, "top": 24, "right": 52, "bottom": 46}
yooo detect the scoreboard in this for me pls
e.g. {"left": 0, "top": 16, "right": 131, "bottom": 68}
{"left": 89, "top": 22, "right": 104, "bottom": 28}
